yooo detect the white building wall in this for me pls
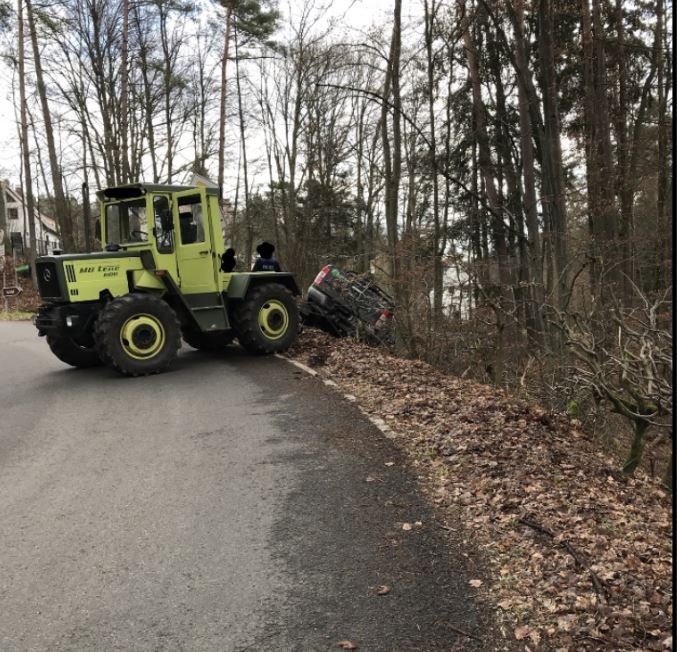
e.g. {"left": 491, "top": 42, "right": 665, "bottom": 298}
{"left": 2, "top": 185, "right": 61, "bottom": 255}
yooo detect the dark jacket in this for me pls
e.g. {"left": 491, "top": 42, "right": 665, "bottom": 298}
{"left": 252, "top": 257, "right": 281, "bottom": 272}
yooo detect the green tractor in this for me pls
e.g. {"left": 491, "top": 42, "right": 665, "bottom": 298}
{"left": 34, "top": 183, "right": 300, "bottom": 376}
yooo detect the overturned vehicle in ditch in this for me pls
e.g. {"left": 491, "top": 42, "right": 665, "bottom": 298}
{"left": 299, "top": 264, "right": 394, "bottom": 346}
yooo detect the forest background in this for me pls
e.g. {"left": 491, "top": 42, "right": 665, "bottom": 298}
{"left": 0, "top": 0, "right": 672, "bottom": 483}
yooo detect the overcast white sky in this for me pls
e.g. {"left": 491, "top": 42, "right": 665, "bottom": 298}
{"left": 0, "top": 0, "right": 407, "bottom": 191}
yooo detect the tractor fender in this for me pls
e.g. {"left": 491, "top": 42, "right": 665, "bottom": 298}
{"left": 225, "top": 273, "right": 300, "bottom": 300}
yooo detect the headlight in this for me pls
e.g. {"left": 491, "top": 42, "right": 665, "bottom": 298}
{"left": 66, "top": 316, "right": 74, "bottom": 327}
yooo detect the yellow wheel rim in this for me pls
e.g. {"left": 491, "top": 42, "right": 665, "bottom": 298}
{"left": 120, "top": 313, "right": 165, "bottom": 360}
{"left": 258, "top": 299, "right": 289, "bottom": 340}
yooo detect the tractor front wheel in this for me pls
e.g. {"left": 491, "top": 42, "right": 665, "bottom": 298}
{"left": 233, "top": 283, "right": 299, "bottom": 354}
{"left": 94, "top": 293, "right": 181, "bottom": 376}
{"left": 46, "top": 334, "right": 102, "bottom": 368}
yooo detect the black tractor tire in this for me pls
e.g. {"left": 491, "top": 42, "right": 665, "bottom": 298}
{"left": 182, "top": 329, "right": 235, "bottom": 351}
{"left": 46, "top": 334, "right": 102, "bottom": 368}
{"left": 233, "top": 283, "right": 299, "bottom": 354}
{"left": 94, "top": 293, "right": 181, "bottom": 376}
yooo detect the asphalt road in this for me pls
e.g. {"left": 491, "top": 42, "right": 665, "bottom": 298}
{"left": 0, "top": 321, "right": 496, "bottom": 651}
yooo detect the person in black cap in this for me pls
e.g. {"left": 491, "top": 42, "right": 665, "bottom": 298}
{"left": 252, "top": 241, "right": 281, "bottom": 272}
{"left": 221, "top": 247, "right": 237, "bottom": 273}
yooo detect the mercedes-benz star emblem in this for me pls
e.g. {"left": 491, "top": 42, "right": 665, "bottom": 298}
{"left": 43, "top": 268, "right": 52, "bottom": 282}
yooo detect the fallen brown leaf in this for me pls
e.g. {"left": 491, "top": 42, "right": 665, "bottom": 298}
{"left": 337, "top": 640, "right": 357, "bottom": 650}
{"left": 376, "top": 585, "right": 391, "bottom": 595}
{"left": 514, "top": 625, "right": 530, "bottom": 640}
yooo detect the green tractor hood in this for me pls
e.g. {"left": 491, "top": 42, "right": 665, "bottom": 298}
{"left": 35, "top": 251, "right": 151, "bottom": 303}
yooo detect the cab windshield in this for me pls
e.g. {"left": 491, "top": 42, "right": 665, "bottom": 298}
{"left": 105, "top": 198, "right": 148, "bottom": 245}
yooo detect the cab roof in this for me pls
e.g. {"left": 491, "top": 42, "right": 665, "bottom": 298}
{"left": 96, "top": 183, "right": 220, "bottom": 201}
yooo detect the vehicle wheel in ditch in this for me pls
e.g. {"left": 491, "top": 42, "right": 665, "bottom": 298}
{"left": 46, "top": 334, "right": 102, "bottom": 368}
{"left": 233, "top": 283, "right": 299, "bottom": 354}
{"left": 182, "top": 329, "right": 235, "bottom": 351}
{"left": 94, "top": 293, "right": 181, "bottom": 376}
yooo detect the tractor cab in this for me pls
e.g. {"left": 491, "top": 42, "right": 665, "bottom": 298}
{"left": 97, "top": 184, "right": 221, "bottom": 296}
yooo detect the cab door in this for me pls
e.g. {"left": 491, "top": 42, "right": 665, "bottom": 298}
{"left": 173, "top": 188, "right": 218, "bottom": 296}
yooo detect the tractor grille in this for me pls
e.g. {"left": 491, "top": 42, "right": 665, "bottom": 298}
{"left": 36, "top": 261, "right": 63, "bottom": 299}
{"left": 65, "top": 264, "right": 77, "bottom": 283}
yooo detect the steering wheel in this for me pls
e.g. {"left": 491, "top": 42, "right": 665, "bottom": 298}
{"left": 129, "top": 229, "right": 147, "bottom": 241}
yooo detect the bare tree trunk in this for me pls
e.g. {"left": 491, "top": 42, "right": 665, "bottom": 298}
{"left": 440, "top": 44, "right": 453, "bottom": 309}
{"left": 586, "top": 0, "right": 622, "bottom": 296}
{"left": 18, "top": 0, "right": 38, "bottom": 285}
{"left": 381, "top": 0, "right": 410, "bottom": 352}
{"left": 234, "top": 25, "right": 252, "bottom": 267}
{"left": 355, "top": 102, "right": 366, "bottom": 271}
{"left": 514, "top": 0, "right": 545, "bottom": 338}
{"left": 614, "top": 0, "right": 631, "bottom": 294}
{"left": 381, "top": 0, "right": 402, "bottom": 268}
{"left": 27, "top": 101, "right": 51, "bottom": 207}
{"left": 25, "top": 0, "right": 74, "bottom": 252}
{"left": 258, "top": 70, "right": 281, "bottom": 254}
{"left": 592, "top": 0, "right": 617, "bottom": 251}
{"left": 0, "top": 182, "right": 9, "bottom": 250}
{"left": 82, "top": 118, "right": 92, "bottom": 251}
{"left": 537, "top": 0, "right": 568, "bottom": 308}
{"left": 158, "top": 5, "right": 174, "bottom": 183}
{"left": 217, "top": 4, "right": 234, "bottom": 198}
{"left": 463, "top": 14, "right": 510, "bottom": 289}
{"left": 656, "top": 0, "right": 667, "bottom": 218}
{"left": 470, "top": 139, "right": 482, "bottom": 267}
{"left": 424, "top": 0, "right": 443, "bottom": 325}
{"left": 463, "top": 8, "right": 512, "bottom": 384}
{"left": 133, "top": 3, "right": 159, "bottom": 183}
{"left": 580, "top": 0, "right": 601, "bottom": 290}
{"left": 120, "top": 0, "right": 130, "bottom": 183}
{"left": 487, "top": 17, "right": 533, "bottom": 341}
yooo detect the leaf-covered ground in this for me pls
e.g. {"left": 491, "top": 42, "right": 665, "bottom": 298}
{"left": 0, "top": 311, "right": 35, "bottom": 321}
{"left": 287, "top": 329, "right": 673, "bottom": 651}
{"left": 1, "top": 257, "right": 40, "bottom": 313}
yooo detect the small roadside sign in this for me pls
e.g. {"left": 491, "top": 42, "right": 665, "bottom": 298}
{"left": 2, "top": 286, "right": 22, "bottom": 297}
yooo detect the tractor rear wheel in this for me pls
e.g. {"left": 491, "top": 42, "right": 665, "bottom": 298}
{"left": 182, "top": 329, "right": 235, "bottom": 351}
{"left": 233, "top": 283, "right": 299, "bottom": 354}
{"left": 94, "top": 293, "right": 181, "bottom": 376}
{"left": 46, "top": 334, "right": 102, "bottom": 368}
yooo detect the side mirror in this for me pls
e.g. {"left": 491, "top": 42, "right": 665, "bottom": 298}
{"left": 94, "top": 218, "right": 101, "bottom": 240}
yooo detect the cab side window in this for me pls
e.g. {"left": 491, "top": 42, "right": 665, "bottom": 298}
{"left": 153, "top": 196, "right": 174, "bottom": 253}
{"left": 177, "top": 195, "right": 205, "bottom": 245}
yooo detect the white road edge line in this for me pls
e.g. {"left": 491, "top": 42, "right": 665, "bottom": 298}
{"left": 276, "top": 354, "right": 397, "bottom": 440}
{"left": 275, "top": 354, "right": 317, "bottom": 376}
